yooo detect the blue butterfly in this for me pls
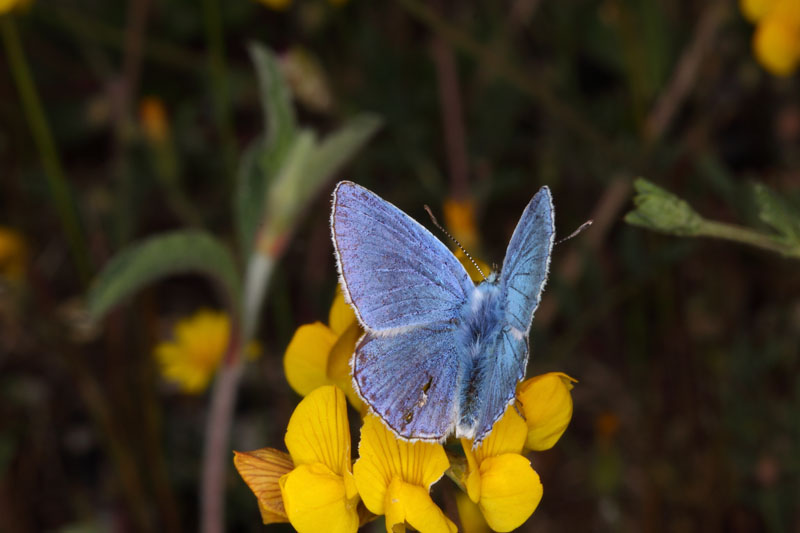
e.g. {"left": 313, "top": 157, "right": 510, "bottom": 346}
{"left": 331, "top": 181, "right": 554, "bottom": 445}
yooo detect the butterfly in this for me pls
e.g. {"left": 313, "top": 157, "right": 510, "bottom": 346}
{"left": 331, "top": 181, "right": 554, "bottom": 445}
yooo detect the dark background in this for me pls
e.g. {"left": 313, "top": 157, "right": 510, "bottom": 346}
{"left": 1, "top": 0, "right": 799, "bottom": 531}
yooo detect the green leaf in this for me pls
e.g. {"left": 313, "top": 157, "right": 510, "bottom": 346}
{"left": 236, "top": 43, "right": 298, "bottom": 253}
{"left": 753, "top": 182, "right": 800, "bottom": 244}
{"left": 88, "top": 231, "right": 240, "bottom": 319}
{"left": 625, "top": 178, "right": 704, "bottom": 236}
{"left": 257, "top": 115, "right": 382, "bottom": 256}
{"left": 303, "top": 113, "right": 382, "bottom": 190}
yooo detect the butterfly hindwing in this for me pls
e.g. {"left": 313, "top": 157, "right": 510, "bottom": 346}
{"left": 331, "top": 181, "right": 474, "bottom": 333}
{"left": 353, "top": 325, "right": 460, "bottom": 441}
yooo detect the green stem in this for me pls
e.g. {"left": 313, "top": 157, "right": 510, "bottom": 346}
{"left": 698, "top": 220, "right": 800, "bottom": 259}
{"left": 201, "top": 0, "right": 237, "bottom": 181}
{"left": 1, "top": 16, "right": 91, "bottom": 282}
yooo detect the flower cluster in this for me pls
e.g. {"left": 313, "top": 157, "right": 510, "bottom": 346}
{"left": 154, "top": 309, "right": 260, "bottom": 394}
{"left": 741, "top": 0, "right": 800, "bottom": 76}
{"left": 236, "top": 290, "right": 576, "bottom": 532}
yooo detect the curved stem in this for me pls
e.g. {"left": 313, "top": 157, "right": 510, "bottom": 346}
{"left": 698, "top": 220, "right": 800, "bottom": 259}
{"left": 200, "top": 255, "right": 274, "bottom": 533}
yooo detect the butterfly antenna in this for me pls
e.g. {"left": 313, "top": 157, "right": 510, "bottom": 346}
{"left": 424, "top": 205, "right": 488, "bottom": 281}
{"left": 556, "top": 219, "right": 593, "bottom": 246}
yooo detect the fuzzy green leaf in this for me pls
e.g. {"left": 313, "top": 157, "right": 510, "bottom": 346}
{"left": 88, "top": 231, "right": 240, "bottom": 319}
{"left": 236, "top": 43, "right": 298, "bottom": 253}
{"left": 753, "top": 182, "right": 800, "bottom": 244}
{"left": 625, "top": 178, "right": 704, "bottom": 236}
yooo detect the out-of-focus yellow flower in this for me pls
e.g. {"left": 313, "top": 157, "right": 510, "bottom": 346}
{"left": 460, "top": 407, "right": 542, "bottom": 532}
{"left": 0, "top": 227, "right": 27, "bottom": 282}
{"left": 281, "top": 47, "right": 334, "bottom": 113}
{"left": 155, "top": 309, "right": 260, "bottom": 394}
{"left": 139, "top": 97, "right": 169, "bottom": 144}
{"left": 234, "top": 448, "right": 293, "bottom": 524}
{"left": 740, "top": 0, "right": 777, "bottom": 22}
{"left": 279, "top": 386, "right": 360, "bottom": 533}
{"left": 754, "top": 15, "right": 800, "bottom": 76}
{"left": 442, "top": 197, "right": 490, "bottom": 283}
{"left": 742, "top": 0, "right": 800, "bottom": 76}
{"left": 443, "top": 197, "right": 479, "bottom": 252}
{"left": 353, "top": 415, "right": 456, "bottom": 533}
{"left": 0, "top": 0, "right": 32, "bottom": 15}
{"left": 518, "top": 372, "right": 576, "bottom": 451}
{"left": 283, "top": 289, "right": 364, "bottom": 410}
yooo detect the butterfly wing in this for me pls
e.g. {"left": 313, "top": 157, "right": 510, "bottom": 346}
{"left": 331, "top": 181, "right": 474, "bottom": 333}
{"left": 471, "top": 186, "right": 555, "bottom": 444}
{"left": 500, "top": 186, "right": 555, "bottom": 337}
{"left": 353, "top": 325, "right": 460, "bottom": 441}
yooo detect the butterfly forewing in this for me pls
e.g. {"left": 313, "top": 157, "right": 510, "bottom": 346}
{"left": 470, "top": 186, "right": 555, "bottom": 444}
{"left": 331, "top": 181, "right": 474, "bottom": 333}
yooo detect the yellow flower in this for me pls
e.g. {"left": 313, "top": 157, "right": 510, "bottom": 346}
{"left": 283, "top": 288, "right": 364, "bottom": 410}
{"left": 517, "top": 372, "right": 577, "bottom": 451}
{"left": 460, "top": 407, "right": 543, "bottom": 532}
{"left": 742, "top": 0, "right": 800, "bottom": 76}
{"left": 443, "top": 197, "right": 480, "bottom": 253}
{"left": 754, "top": 15, "right": 800, "bottom": 76}
{"left": 0, "top": 0, "right": 32, "bottom": 15}
{"left": 235, "top": 386, "right": 361, "bottom": 531}
{"left": 139, "top": 97, "right": 169, "bottom": 144}
{"left": 441, "top": 198, "right": 490, "bottom": 283}
{"left": 353, "top": 415, "right": 457, "bottom": 533}
{"left": 154, "top": 309, "right": 259, "bottom": 394}
{"left": 740, "top": 0, "right": 777, "bottom": 22}
{"left": 0, "top": 227, "right": 27, "bottom": 282}
{"left": 233, "top": 448, "right": 293, "bottom": 524}
{"left": 280, "top": 386, "right": 360, "bottom": 533}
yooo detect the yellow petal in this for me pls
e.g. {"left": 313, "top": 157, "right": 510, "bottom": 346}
{"left": 518, "top": 372, "right": 576, "bottom": 451}
{"left": 477, "top": 454, "right": 542, "bottom": 532}
{"left": 473, "top": 406, "right": 528, "bottom": 463}
{"left": 353, "top": 415, "right": 450, "bottom": 516}
{"left": 279, "top": 463, "right": 359, "bottom": 533}
{"left": 285, "top": 385, "right": 351, "bottom": 475}
{"left": 283, "top": 322, "right": 337, "bottom": 397}
{"left": 740, "top": 0, "right": 777, "bottom": 22}
{"left": 233, "top": 448, "right": 293, "bottom": 523}
{"left": 384, "top": 477, "right": 457, "bottom": 533}
{"left": 455, "top": 491, "right": 491, "bottom": 533}
{"left": 329, "top": 287, "right": 358, "bottom": 335}
{"left": 327, "top": 322, "right": 366, "bottom": 412}
{"left": 754, "top": 16, "right": 800, "bottom": 76}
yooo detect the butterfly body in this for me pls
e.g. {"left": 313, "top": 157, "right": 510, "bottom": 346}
{"left": 332, "top": 181, "right": 554, "bottom": 445}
